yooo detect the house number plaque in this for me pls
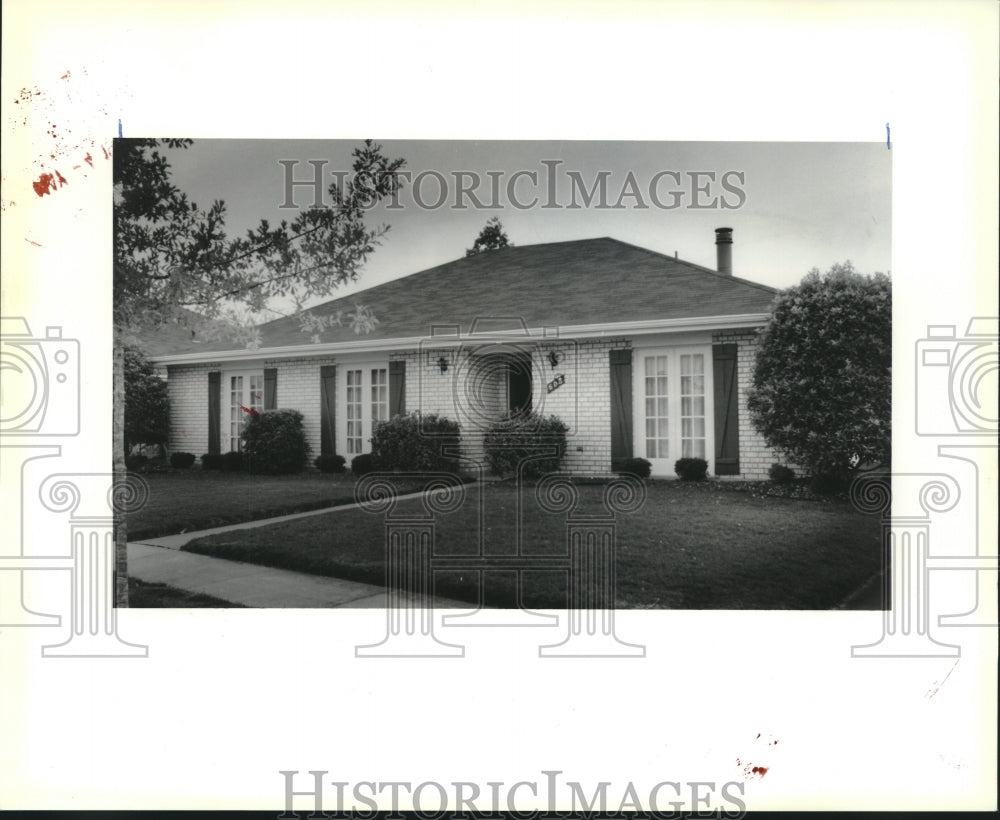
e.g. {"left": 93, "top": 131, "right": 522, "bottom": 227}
{"left": 546, "top": 373, "right": 565, "bottom": 394}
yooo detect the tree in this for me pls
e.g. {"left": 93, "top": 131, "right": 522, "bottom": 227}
{"left": 113, "top": 138, "right": 405, "bottom": 603}
{"left": 123, "top": 345, "right": 169, "bottom": 457}
{"left": 465, "top": 216, "right": 513, "bottom": 257}
{"left": 746, "top": 262, "right": 891, "bottom": 485}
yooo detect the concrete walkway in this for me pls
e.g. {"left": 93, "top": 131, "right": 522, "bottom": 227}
{"left": 127, "top": 491, "right": 473, "bottom": 608}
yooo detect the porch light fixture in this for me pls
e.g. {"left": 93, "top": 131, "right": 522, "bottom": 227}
{"left": 437, "top": 356, "right": 449, "bottom": 374}
{"left": 547, "top": 350, "right": 562, "bottom": 369}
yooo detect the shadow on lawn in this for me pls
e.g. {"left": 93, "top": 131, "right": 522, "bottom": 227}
{"left": 181, "top": 478, "right": 884, "bottom": 610}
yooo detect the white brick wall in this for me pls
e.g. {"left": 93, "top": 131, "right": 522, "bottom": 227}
{"left": 167, "top": 330, "right": 782, "bottom": 478}
{"left": 166, "top": 363, "right": 216, "bottom": 456}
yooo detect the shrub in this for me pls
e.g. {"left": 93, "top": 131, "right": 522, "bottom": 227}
{"left": 241, "top": 409, "right": 310, "bottom": 474}
{"left": 124, "top": 454, "right": 149, "bottom": 471}
{"left": 201, "top": 453, "right": 223, "bottom": 470}
{"left": 768, "top": 463, "right": 796, "bottom": 484}
{"left": 221, "top": 450, "right": 245, "bottom": 471}
{"left": 371, "top": 412, "right": 461, "bottom": 473}
{"left": 674, "top": 457, "right": 708, "bottom": 481}
{"left": 170, "top": 452, "right": 197, "bottom": 469}
{"left": 620, "top": 457, "right": 652, "bottom": 478}
{"left": 810, "top": 472, "right": 851, "bottom": 496}
{"left": 747, "top": 263, "right": 891, "bottom": 484}
{"left": 314, "top": 454, "right": 347, "bottom": 474}
{"left": 123, "top": 345, "right": 169, "bottom": 457}
{"left": 351, "top": 453, "right": 380, "bottom": 476}
{"left": 483, "top": 412, "right": 568, "bottom": 478}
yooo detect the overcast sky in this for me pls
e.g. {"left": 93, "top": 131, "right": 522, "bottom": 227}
{"left": 163, "top": 139, "right": 891, "bottom": 315}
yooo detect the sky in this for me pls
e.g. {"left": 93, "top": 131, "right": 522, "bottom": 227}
{"left": 162, "top": 139, "right": 891, "bottom": 316}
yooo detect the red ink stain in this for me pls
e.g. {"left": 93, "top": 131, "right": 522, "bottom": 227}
{"left": 751, "top": 766, "right": 768, "bottom": 776}
{"left": 61, "top": 71, "right": 71, "bottom": 80}
{"left": 25, "top": 238, "right": 43, "bottom": 247}
{"left": 55, "top": 170, "right": 67, "bottom": 186}
{"left": 84, "top": 152, "right": 93, "bottom": 167}
{"left": 755, "top": 733, "right": 760, "bottom": 739}
{"left": 33, "top": 173, "right": 55, "bottom": 196}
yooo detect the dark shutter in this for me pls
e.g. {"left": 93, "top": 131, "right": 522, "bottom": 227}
{"left": 713, "top": 344, "right": 740, "bottom": 475}
{"left": 320, "top": 365, "right": 337, "bottom": 456}
{"left": 609, "top": 349, "right": 633, "bottom": 471}
{"left": 263, "top": 368, "right": 277, "bottom": 410}
{"left": 207, "top": 371, "right": 221, "bottom": 455}
{"left": 389, "top": 360, "right": 406, "bottom": 417}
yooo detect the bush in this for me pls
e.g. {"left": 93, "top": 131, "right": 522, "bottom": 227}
{"left": 810, "top": 472, "right": 851, "bottom": 496}
{"left": 201, "top": 453, "right": 223, "bottom": 470}
{"left": 371, "top": 412, "right": 461, "bottom": 473}
{"left": 620, "top": 457, "right": 652, "bottom": 478}
{"left": 674, "top": 457, "right": 708, "bottom": 481}
{"left": 747, "top": 263, "right": 891, "bottom": 484}
{"left": 170, "top": 452, "right": 197, "bottom": 469}
{"left": 483, "top": 412, "right": 568, "bottom": 478}
{"left": 351, "top": 453, "right": 380, "bottom": 476}
{"left": 314, "top": 454, "right": 347, "bottom": 474}
{"left": 221, "top": 451, "right": 245, "bottom": 471}
{"left": 241, "top": 409, "right": 310, "bottom": 474}
{"left": 124, "top": 454, "right": 149, "bottom": 471}
{"left": 768, "top": 463, "right": 796, "bottom": 484}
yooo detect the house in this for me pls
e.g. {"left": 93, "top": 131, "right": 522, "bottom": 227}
{"left": 151, "top": 229, "right": 787, "bottom": 479}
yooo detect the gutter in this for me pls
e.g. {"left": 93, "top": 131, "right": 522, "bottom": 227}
{"left": 151, "top": 313, "right": 770, "bottom": 365}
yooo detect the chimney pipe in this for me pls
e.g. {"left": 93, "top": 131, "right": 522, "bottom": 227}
{"left": 715, "top": 227, "right": 733, "bottom": 275}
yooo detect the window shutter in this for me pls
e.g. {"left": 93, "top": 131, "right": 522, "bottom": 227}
{"left": 713, "top": 344, "right": 740, "bottom": 475}
{"left": 207, "top": 371, "right": 221, "bottom": 455}
{"left": 609, "top": 349, "right": 633, "bottom": 470}
{"left": 389, "top": 360, "right": 406, "bottom": 417}
{"left": 263, "top": 368, "right": 277, "bottom": 410}
{"left": 320, "top": 365, "right": 337, "bottom": 456}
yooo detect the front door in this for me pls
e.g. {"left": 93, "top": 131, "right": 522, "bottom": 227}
{"left": 634, "top": 348, "right": 712, "bottom": 476}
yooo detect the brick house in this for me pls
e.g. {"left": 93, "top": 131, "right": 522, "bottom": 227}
{"left": 151, "top": 230, "right": 787, "bottom": 478}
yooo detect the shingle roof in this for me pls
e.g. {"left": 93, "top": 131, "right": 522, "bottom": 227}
{"left": 162, "top": 237, "right": 777, "bottom": 355}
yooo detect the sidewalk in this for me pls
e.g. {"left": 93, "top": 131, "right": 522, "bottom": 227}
{"left": 128, "top": 542, "right": 473, "bottom": 608}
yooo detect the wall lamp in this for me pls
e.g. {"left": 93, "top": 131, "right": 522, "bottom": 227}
{"left": 547, "top": 350, "right": 562, "bottom": 369}
{"left": 437, "top": 356, "right": 449, "bottom": 374}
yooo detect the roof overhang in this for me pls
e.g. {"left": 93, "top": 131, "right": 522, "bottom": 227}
{"left": 151, "top": 313, "right": 771, "bottom": 366}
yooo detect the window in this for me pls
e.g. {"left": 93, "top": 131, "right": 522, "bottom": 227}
{"left": 634, "top": 347, "right": 711, "bottom": 474}
{"left": 680, "top": 354, "right": 706, "bottom": 459}
{"left": 644, "top": 355, "right": 670, "bottom": 459}
{"left": 346, "top": 369, "right": 363, "bottom": 455}
{"left": 342, "top": 364, "right": 389, "bottom": 457}
{"left": 227, "top": 371, "right": 263, "bottom": 452}
{"left": 371, "top": 367, "right": 388, "bottom": 423}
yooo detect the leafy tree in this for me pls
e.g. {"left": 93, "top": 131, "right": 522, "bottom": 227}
{"left": 746, "top": 262, "right": 891, "bottom": 485}
{"left": 123, "top": 345, "right": 169, "bottom": 457}
{"left": 465, "top": 216, "right": 513, "bottom": 257}
{"left": 112, "top": 138, "right": 405, "bottom": 603}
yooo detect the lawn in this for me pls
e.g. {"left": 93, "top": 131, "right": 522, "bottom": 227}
{"left": 123, "top": 469, "right": 428, "bottom": 540}
{"left": 183, "top": 480, "right": 884, "bottom": 609}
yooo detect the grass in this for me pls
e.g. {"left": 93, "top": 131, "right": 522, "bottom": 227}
{"left": 127, "top": 576, "right": 245, "bottom": 608}
{"left": 184, "top": 479, "right": 883, "bottom": 609}
{"left": 123, "top": 468, "right": 430, "bottom": 540}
